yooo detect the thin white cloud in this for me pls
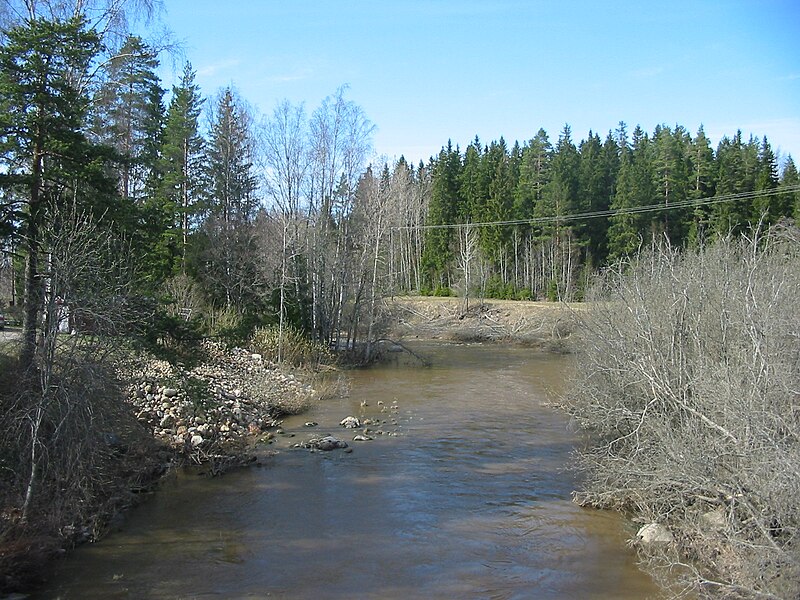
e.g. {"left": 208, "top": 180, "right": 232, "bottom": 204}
{"left": 265, "top": 68, "right": 314, "bottom": 84}
{"left": 629, "top": 66, "right": 665, "bottom": 78}
{"left": 196, "top": 58, "right": 241, "bottom": 78}
{"left": 704, "top": 117, "right": 800, "bottom": 160}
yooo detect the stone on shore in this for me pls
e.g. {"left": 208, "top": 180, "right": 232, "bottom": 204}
{"left": 636, "top": 523, "right": 674, "bottom": 544}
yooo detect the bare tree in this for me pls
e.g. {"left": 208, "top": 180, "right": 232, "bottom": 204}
{"left": 260, "top": 99, "right": 309, "bottom": 361}
{"left": 456, "top": 223, "right": 479, "bottom": 312}
{"left": 306, "top": 86, "right": 374, "bottom": 348}
{"left": 1, "top": 0, "right": 162, "bottom": 45}
{"left": 351, "top": 166, "right": 393, "bottom": 362}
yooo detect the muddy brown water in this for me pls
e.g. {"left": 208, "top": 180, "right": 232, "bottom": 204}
{"left": 36, "top": 342, "right": 659, "bottom": 599}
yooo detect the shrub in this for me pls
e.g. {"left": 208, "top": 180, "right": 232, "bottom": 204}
{"left": 433, "top": 285, "right": 453, "bottom": 297}
{"left": 202, "top": 305, "right": 271, "bottom": 347}
{"left": 546, "top": 279, "right": 559, "bottom": 302}
{"left": 565, "top": 230, "right": 800, "bottom": 599}
{"left": 515, "top": 288, "right": 533, "bottom": 301}
{"left": 250, "top": 325, "right": 332, "bottom": 369}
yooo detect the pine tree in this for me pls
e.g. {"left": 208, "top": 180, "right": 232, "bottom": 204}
{"left": 89, "top": 35, "right": 164, "bottom": 204}
{"left": 0, "top": 16, "right": 106, "bottom": 366}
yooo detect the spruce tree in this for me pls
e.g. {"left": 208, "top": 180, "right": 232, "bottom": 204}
{"left": 778, "top": 156, "right": 800, "bottom": 221}
{"left": 753, "top": 136, "right": 786, "bottom": 224}
{"left": 607, "top": 125, "right": 656, "bottom": 258}
{"left": 536, "top": 125, "right": 580, "bottom": 238}
{"left": 687, "top": 125, "right": 716, "bottom": 244}
{"left": 652, "top": 124, "right": 691, "bottom": 245}
{"left": 206, "top": 87, "right": 258, "bottom": 223}
{"left": 481, "top": 137, "right": 515, "bottom": 270}
{"left": 579, "top": 132, "right": 611, "bottom": 264}
{"left": 459, "top": 136, "right": 487, "bottom": 223}
{"left": 152, "top": 62, "right": 206, "bottom": 277}
{"left": 194, "top": 87, "right": 260, "bottom": 311}
{"left": 713, "top": 132, "right": 750, "bottom": 235}
{"left": 421, "top": 141, "right": 461, "bottom": 290}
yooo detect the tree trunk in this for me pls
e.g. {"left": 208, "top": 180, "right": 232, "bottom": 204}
{"left": 21, "top": 143, "right": 44, "bottom": 370}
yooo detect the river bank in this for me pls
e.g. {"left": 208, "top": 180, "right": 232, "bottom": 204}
{"left": 379, "top": 296, "right": 580, "bottom": 350}
{"left": 0, "top": 339, "right": 324, "bottom": 594}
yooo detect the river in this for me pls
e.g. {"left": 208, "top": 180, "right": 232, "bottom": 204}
{"left": 37, "top": 342, "right": 659, "bottom": 599}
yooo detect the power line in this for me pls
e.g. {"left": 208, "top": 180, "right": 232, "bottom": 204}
{"left": 395, "top": 185, "right": 800, "bottom": 231}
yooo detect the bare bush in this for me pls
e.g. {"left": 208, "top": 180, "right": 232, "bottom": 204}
{"left": 0, "top": 205, "right": 160, "bottom": 592}
{"left": 565, "top": 229, "right": 800, "bottom": 599}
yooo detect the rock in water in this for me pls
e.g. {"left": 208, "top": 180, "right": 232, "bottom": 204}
{"left": 340, "top": 416, "right": 361, "bottom": 428}
{"left": 312, "top": 436, "right": 348, "bottom": 451}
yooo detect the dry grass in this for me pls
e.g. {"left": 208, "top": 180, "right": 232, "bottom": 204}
{"left": 382, "top": 295, "right": 580, "bottom": 347}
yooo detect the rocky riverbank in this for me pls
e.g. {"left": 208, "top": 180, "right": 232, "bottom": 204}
{"left": 119, "top": 340, "right": 320, "bottom": 469}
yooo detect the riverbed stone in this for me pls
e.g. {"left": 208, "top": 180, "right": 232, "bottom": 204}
{"left": 307, "top": 435, "right": 348, "bottom": 451}
{"left": 190, "top": 434, "right": 204, "bottom": 447}
{"left": 353, "top": 434, "right": 373, "bottom": 442}
{"left": 340, "top": 416, "right": 361, "bottom": 428}
{"left": 163, "top": 388, "right": 179, "bottom": 398}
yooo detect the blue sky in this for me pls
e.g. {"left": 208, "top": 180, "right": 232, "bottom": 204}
{"left": 154, "top": 0, "right": 800, "bottom": 167}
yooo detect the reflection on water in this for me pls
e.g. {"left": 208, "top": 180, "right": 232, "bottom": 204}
{"left": 37, "top": 343, "right": 659, "bottom": 599}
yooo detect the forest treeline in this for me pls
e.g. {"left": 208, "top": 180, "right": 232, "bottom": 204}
{"left": 410, "top": 124, "right": 799, "bottom": 302}
{"left": 2, "top": 9, "right": 800, "bottom": 361}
